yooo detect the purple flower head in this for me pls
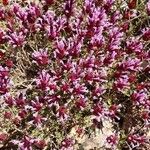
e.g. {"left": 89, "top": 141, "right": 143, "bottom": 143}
{"left": 26, "top": 3, "right": 41, "bottom": 24}
{"left": 92, "top": 104, "right": 103, "bottom": 116}
{"left": 60, "top": 59, "right": 73, "bottom": 71}
{"left": 64, "top": 0, "right": 74, "bottom": 18}
{"left": 111, "top": 10, "right": 122, "bottom": 23}
{"left": 126, "top": 38, "right": 143, "bottom": 55}
{"left": 60, "top": 138, "right": 75, "bottom": 150}
{"left": 43, "top": 11, "right": 65, "bottom": 40}
{"left": 107, "top": 104, "right": 121, "bottom": 119}
{"left": 18, "top": 109, "right": 27, "bottom": 119}
{"left": 0, "top": 66, "right": 9, "bottom": 78}
{"left": 12, "top": 3, "right": 20, "bottom": 14}
{"left": 88, "top": 7, "right": 107, "bottom": 28}
{"left": 106, "top": 134, "right": 118, "bottom": 149}
{"left": 0, "top": 66, "right": 10, "bottom": 94}
{"left": 127, "top": 134, "right": 147, "bottom": 148}
{"left": 35, "top": 70, "right": 51, "bottom": 91}
{"left": 90, "top": 31, "right": 104, "bottom": 48}
{"left": 61, "top": 81, "right": 70, "bottom": 93}
{"left": 7, "top": 31, "right": 26, "bottom": 48}
{"left": 32, "top": 48, "right": 49, "bottom": 65}
{"left": 4, "top": 93, "right": 14, "bottom": 107}
{"left": 75, "top": 96, "right": 87, "bottom": 110}
{"left": 15, "top": 93, "right": 26, "bottom": 108}
{"left": 84, "top": 0, "right": 94, "bottom": 13}
{"left": 142, "top": 28, "right": 150, "bottom": 41}
{"left": 31, "top": 97, "right": 43, "bottom": 112}
{"left": 12, "top": 136, "right": 34, "bottom": 150}
{"left": 73, "top": 83, "right": 87, "bottom": 95}
{"left": 56, "top": 105, "right": 69, "bottom": 122}
{"left": 34, "top": 139, "right": 46, "bottom": 149}
{"left": 31, "top": 112, "right": 46, "bottom": 127}
{"left": 0, "top": 7, "right": 5, "bottom": 20}
{"left": 0, "top": 0, "right": 149, "bottom": 149}
{"left": 0, "top": 29, "right": 6, "bottom": 44}
{"left": 67, "top": 36, "right": 83, "bottom": 57}
{"left": 54, "top": 38, "right": 68, "bottom": 59}
{"left": 15, "top": 7, "right": 27, "bottom": 22}
{"left": 119, "top": 57, "right": 141, "bottom": 71}
{"left": 47, "top": 94, "right": 60, "bottom": 107}
{"left": 141, "top": 111, "right": 150, "bottom": 126}
{"left": 114, "top": 75, "right": 130, "bottom": 91}
{"left": 92, "top": 103, "right": 106, "bottom": 122}
{"left": 103, "top": 51, "right": 117, "bottom": 65}
{"left": 108, "top": 27, "right": 123, "bottom": 51}
{"left": 92, "top": 85, "right": 106, "bottom": 97}
{"left": 131, "top": 90, "right": 148, "bottom": 106}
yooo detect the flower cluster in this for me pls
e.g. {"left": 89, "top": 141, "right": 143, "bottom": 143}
{"left": 0, "top": 0, "right": 149, "bottom": 149}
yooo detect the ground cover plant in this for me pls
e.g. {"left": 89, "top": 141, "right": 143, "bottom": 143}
{"left": 0, "top": 0, "right": 150, "bottom": 149}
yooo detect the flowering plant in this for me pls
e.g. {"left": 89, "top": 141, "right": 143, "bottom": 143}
{"left": 0, "top": 0, "right": 149, "bottom": 149}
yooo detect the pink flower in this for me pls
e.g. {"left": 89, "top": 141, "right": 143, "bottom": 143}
{"left": 119, "top": 58, "right": 141, "bottom": 71}
{"left": 126, "top": 38, "right": 143, "bottom": 55}
{"left": 75, "top": 97, "right": 87, "bottom": 110}
{"left": 92, "top": 104, "right": 104, "bottom": 116}
{"left": 92, "top": 85, "right": 106, "bottom": 97}
{"left": 4, "top": 94, "right": 14, "bottom": 107}
{"left": 142, "top": 28, "right": 150, "bottom": 41}
{"left": 141, "top": 111, "right": 150, "bottom": 126}
{"left": 114, "top": 75, "right": 130, "bottom": 91}
{"left": 0, "top": 0, "right": 149, "bottom": 149}
{"left": 73, "top": 83, "right": 87, "bottom": 95}
{"left": 15, "top": 93, "right": 26, "bottom": 108}
{"left": 0, "top": 29, "right": 6, "bottom": 44}
{"left": 43, "top": 11, "right": 65, "bottom": 40}
{"left": 0, "top": 133, "right": 8, "bottom": 142}
{"left": 64, "top": 0, "right": 74, "bottom": 18}
{"left": 32, "top": 49, "right": 49, "bottom": 65}
{"left": 0, "top": 66, "right": 10, "bottom": 94}
{"left": 56, "top": 106, "right": 68, "bottom": 122}
{"left": 92, "top": 103, "right": 106, "bottom": 122}
{"left": 5, "top": 59, "right": 13, "bottom": 68}
{"left": 18, "top": 109, "right": 27, "bottom": 119}
{"left": 90, "top": 31, "right": 104, "bottom": 48}
{"left": 131, "top": 90, "right": 148, "bottom": 106}
{"left": 84, "top": 68, "right": 94, "bottom": 81}
{"left": 4, "top": 111, "right": 12, "bottom": 119}
{"left": 107, "top": 104, "right": 121, "bottom": 119}
{"left": 61, "top": 81, "right": 70, "bottom": 93}
{"left": 111, "top": 10, "right": 122, "bottom": 23}
{"left": 7, "top": 31, "right": 26, "bottom": 48}
{"left": 0, "top": 66, "right": 9, "bottom": 78}
{"left": 0, "top": 7, "right": 5, "bottom": 20}
{"left": 54, "top": 39, "right": 68, "bottom": 59}
{"left": 34, "top": 139, "right": 47, "bottom": 149}
{"left": 12, "top": 136, "right": 34, "bottom": 150}
{"left": 106, "top": 134, "right": 118, "bottom": 149}
{"left": 60, "top": 59, "right": 73, "bottom": 71}
{"left": 26, "top": 4, "right": 41, "bottom": 24}
{"left": 127, "top": 134, "right": 147, "bottom": 148}
{"left": 31, "top": 113, "right": 46, "bottom": 127}
{"left": 15, "top": 7, "right": 27, "bottom": 22}
{"left": 60, "top": 138, "right": 75, "bottom": 150}
{"left": 31, "top": 98, "right": 43, "bottom": 112}
{"left": 35, "top": 70, "right": 51, "bottom": 91}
